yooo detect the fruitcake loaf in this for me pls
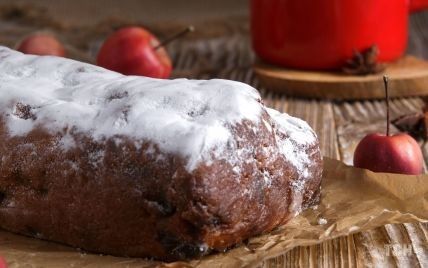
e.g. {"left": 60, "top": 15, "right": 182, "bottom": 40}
{"left": 0, "top": 47, "right": 322, "bottom": 261}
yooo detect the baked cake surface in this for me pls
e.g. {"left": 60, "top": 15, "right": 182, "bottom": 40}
{"left": 0, "top": 47, "right": 322, "bottom": 260}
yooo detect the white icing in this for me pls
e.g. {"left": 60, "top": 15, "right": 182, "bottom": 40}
{"left": 0, "top": 47, "right": 318, "bottom": 178}
{"left": 262, "top": 118, "right": 273, "bottom": 133}
{"left": 262, "top": 170, "right": 272, "bottom": 187}
{"left": 0, "top": 47, "right": 262, "bottom": 171}
{"left": 266, "top": 108, "right": 318, "bottom": 215}
{"left": 59, "top": 132, "right": 76, "bottom": 150}
{"left": 317, "top": 217, "right": 327, "bottom": 225}
{"left": 267, "top": 108, "right": 317, "bottom": 174}
{"left": 232, "top": 166, "right": 241, "bottom": 174}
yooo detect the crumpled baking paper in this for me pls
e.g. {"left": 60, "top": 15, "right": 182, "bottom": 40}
{"left": 1, "top": 158, "right": 427, "bottom": 267}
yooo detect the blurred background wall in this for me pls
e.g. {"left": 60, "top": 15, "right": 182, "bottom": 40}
{"left": 0, "top": 0, "right": 249, "bottom": 26}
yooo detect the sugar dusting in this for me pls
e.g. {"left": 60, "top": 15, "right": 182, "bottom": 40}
{"left": 267, "top": 108, "right": 317, "bottom": 174}
{"left": 267, "top": 108, "right": 318, "bottom": 215}
{"left": 317, "top": 217, "right": 327, "bottom": 225}
{"left": 0, "top": 45, "right": 319, "bottom": 211}
{"left": 0, "top": 47, "right": 262, "bottom": 171}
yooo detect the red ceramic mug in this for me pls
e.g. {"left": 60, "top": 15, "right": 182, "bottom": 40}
{"left": 251, "top": 0, "right": 428, "bottom": 70}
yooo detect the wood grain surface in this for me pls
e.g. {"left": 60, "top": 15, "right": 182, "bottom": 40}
{"left": 254, "top": 56, "right": 428, "bottom": 100}
{"left": 0, "top": 3, "right": 428, "bottom": 267}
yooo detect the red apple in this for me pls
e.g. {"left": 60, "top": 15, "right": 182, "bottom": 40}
{"left": 353, "top": 75, "right": 424, "bottom": 175}
{"left": 353, "top": 133, "right": 423, "bottom": 174}
{"left": 97, "top": 27, "right": 172, "bottom": 79}
{"left": 17, "top": 33, "right": 65, "bottom": 57}
{"left": 0, "top": 255, "right": 7, "bottom": 268}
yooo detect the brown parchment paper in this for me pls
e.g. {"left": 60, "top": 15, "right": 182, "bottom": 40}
{"left": 1, "top": 157, "right": 428, "bottom": 268}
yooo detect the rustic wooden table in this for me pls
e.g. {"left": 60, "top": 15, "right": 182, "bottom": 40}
{"left": 1, "top": 4, "right": 428, "bottom": 267}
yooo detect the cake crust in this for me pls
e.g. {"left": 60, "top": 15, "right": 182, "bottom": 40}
{"left": 0, "top": 47, "right": 322, "bottom": 261}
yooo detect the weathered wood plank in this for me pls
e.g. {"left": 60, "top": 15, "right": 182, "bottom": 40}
{"left": 404, "top": 223, "right": 428, "bottom": 267}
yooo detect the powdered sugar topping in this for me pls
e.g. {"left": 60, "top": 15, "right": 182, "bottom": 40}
{"left": 0, "top": 47, "right": 318, "bottom": 175}
{"left": 0, "top": 47, "right": 264, "bottom": 171}
{"left": 266, "top": 108, "right": 318, "bottom": 215}
{"left": 267, "top": 108, "right": 317, "bottom": 176}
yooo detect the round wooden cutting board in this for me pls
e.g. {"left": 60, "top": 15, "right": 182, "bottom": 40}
{"left": 254, "top": 56, "right": 428, "bottom": 100}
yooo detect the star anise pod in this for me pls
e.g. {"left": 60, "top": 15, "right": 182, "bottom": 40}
{"left": 342, "top": 45, "right": 386, "bottom": 75}
{"left": 392, "top": 101, "right": 428, "bottom": 140}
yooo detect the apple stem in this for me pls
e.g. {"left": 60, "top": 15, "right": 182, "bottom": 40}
{"left": 383, "top": 75, "right": 390, "bottom": 137}
{"left": 154, "top": 25, "right": 195, "bottom": 50}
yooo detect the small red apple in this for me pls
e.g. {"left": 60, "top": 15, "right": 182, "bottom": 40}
{"left": 17, "top": 33, "right": 65, "bottom": 57}
{"left": 354, "top": 133, "right": 423, "bottom": 174}
{"left": 96, "top": 27, "right": 173, "bottom": 78}
{"left": 0, "top": 255, "right": 7, "bottom": 268}
{"left": 353, "top": 76, "right": 424, "bottom": 175}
